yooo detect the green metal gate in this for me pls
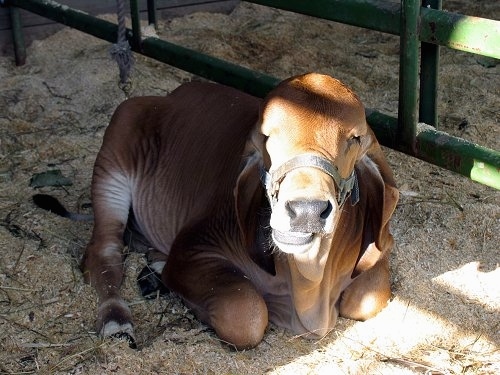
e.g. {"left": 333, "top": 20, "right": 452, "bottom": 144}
{"left": 4, "top": 0, "right": 500, "bottom": 189}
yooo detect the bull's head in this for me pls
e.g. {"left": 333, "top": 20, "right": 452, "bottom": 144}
{"left": 264, "top": 74, "right": 370, "bottom": 250}
{"left": 237, "top": 73, "right": 376, "bottom": 279}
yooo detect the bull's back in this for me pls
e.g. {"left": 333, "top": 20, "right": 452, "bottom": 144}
{"left": 96, "top": 82, "right": 261, "bottom": 253}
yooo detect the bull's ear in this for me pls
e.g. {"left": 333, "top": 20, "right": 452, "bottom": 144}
{"left": 353, "top": 132, "right": 399, "bottom": 276}
{"left": 234, "top": 151, "right": 264, "bottom": 248}
{"left": 234, "top": 148, "right": 276, "bottom": 275}
{"left": 234, "top": 125, "right": 266, "bottom": 246}
{"left": 248, "top": 124, "right": 270, "bottom": 168}
{"left": 366, "top": 135, "right": 399, "bottom": 255}
{"left": 359, "top": 122, "right": 398, "bottom": 202}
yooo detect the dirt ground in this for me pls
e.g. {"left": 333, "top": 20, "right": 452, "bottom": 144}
{"left": 0, "top": 1, "right": 499, "bottom": 374}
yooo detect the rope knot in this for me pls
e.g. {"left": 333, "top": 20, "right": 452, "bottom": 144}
{"left": 110, "top": 40, "right": 134, "bottom": 84}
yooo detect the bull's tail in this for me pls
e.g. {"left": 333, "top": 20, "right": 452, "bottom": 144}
{"left": 33, "top": 194, "right": 94, "bottom": 221}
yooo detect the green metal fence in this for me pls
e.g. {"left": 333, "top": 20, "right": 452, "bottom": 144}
{"left": 4, "top": 0, "right": 500, "bottom": 189}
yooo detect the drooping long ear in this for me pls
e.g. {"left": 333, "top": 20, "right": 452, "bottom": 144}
{"left": 366, "top": 131, "right": 399, "bottom": 251}
{"left": 234, "top": 128, "right": 266, "bottom": 247}
{"left": 353, "top": 133, "right": 399, "bottom": 275}
{"left": 249, "top": 122, "right": 270, "bottom": 168}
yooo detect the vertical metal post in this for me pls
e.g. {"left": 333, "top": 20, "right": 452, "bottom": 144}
{"left": 419, "top": 0, "right": 441, "bottom": 127}
{"left": 129, "top": 0, "right": 141, "bottom": 50}
{"left": 398, "top": 0, "right": 420, "bottom": 154}
{"left": 147, "top": 0, "right": 157, "bottom": 29}
{"left": 9, "top": 5, "right": 27, "bottom": 66}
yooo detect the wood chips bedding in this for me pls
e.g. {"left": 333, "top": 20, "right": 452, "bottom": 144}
{"left": 0, "top": 2, "right": 498, "bottom": 374}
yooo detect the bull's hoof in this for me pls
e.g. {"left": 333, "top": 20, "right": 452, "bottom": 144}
{"left": 97, "top": 299, "right": 137, "bottom": 348}
{"left": 112, "top": 331, "right": 137, "bottom": 349}
{"left": 101, "top": 320, "right": 137, "bottom": 349}
{"left": 137, "top": 265, "right": 170, "bottom": 299}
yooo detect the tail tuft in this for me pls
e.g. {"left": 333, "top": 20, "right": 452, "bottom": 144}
{"left": 33, "top": 194, "right": 71, "bottom": 218}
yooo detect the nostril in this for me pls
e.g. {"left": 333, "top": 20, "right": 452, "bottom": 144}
{"left": 319, "top": 200, "right": 333, "bottom": 220}
{"left": 285, "top": 200, "right": 297, "bottom": 219}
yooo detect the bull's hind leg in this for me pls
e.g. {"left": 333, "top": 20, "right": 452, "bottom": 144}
{"left": 137, "top": 250, "right": 170, "bottom": 299}
{"left": 164, "top": 242, "right": 268, "bottom": 350}
{"left": 80, "top": 170, "right": 136, "bottom": 346}
{"left": 123, "top": 221, "right": 170, "bottom": 298}
{"left": 339, "top": 255, "right": 391, "bottom": 321}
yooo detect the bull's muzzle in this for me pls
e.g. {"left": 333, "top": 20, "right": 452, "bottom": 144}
{"left": 285, "top": 199, "right": 332, "bottom": 233}
{"left": 270, "top": 199, "right": 333, "bottom": 246}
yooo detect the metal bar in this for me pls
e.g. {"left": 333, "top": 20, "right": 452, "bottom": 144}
{"left": 7, "top": 0, "right": 500, "bottom": 189}
{"left": 147, "top": 0, "right": 157, "bottom": 28}
{"left": 397, "top": 0, "right": 419, "bottom": 154}
{"left": 415, "top": 124, "right": 500, "bottom": 190}
{"left": 420, "top": 7, "right": 500, "bottom": 58}
{"left": 247, "top": 0, "right": 401, "bottom": 35}
{"left": 247, "top": 0, "right": 500, "bottom": 58}
{"left": 9, "top": 0, "right": 499, "bottom": 57}
{"left": 8, "top": 5, "right": 27, "bottom": 66}
{"left": 8, "top": 0, "right": 119, "bottom": 43}
{"left": 129, "top": 0, "right": 141, "bottom": 50}
{"left": 141, "top": 38, "right": 279, "bottom": 97}
{"left": 5, "top": 0, "right": 278, "bottom": 96}
{"left": 419, "top": 0, "right": 441, "bottom": 127}
{"left": 366, "top": 112, "right": 500, "bottom": 189}
{"left": 364, "top": 109, "right": 398, "bottom": 148}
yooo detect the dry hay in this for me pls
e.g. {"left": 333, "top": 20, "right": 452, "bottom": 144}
{"left": 0, "top": 1, "right": 499, "bottom": 374}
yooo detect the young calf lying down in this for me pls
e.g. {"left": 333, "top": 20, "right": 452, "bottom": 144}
{"left": 36, "top": 73, "right": 398, "bottom": 349}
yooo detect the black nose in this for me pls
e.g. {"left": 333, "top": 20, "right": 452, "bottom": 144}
{"left": 285, "top": 200, "right": 332, "bottom": 233}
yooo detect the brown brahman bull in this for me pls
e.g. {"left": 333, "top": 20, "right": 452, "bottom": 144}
{"left": 36, "top": 73, "right": 399, "bottom": 349}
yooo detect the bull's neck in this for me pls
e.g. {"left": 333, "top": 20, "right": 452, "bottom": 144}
{"left": 276, "top": 237, "right": 335, "bottom": 337}
{"left": 282, "top": 227, "right": 360, "bottom": 337}
{"left": 290, "top": 237, "right": 333, "bottom": 284}
{"left": 288, "top": 236, "right": 333, "bottom": 313}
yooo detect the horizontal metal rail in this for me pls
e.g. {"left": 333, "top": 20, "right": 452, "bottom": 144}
{"left": 366, "top": 111, "right": 500, "bottom": 190}
{"left": 247, "top": 0, "right": 500, "bottom": 58}
{"left": 6, "top": 0, "right": 500, "bottom": 189}
{"left": 248, "top": 0, "right": 403, "bottom": 35}
{"left": 420, "top": 6, "right": 500, "bottom": 58}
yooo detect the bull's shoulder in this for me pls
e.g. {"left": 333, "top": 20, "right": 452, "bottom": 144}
{"left": 105, "top": 82, "right": 261, "bottom": 140}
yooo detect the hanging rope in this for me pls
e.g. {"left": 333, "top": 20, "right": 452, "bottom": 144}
{"left": 110, "top": 0, "right": 134, "bottom": 95}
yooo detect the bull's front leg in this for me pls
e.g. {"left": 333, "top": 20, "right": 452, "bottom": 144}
{"left": 339, "top": 254, "right": 391, "bottom": 321}
{"left": 81, "top": 232, "right": 135, "bottom": 345}
{"left": 80, "top": 170, "right": 136, "bottom": 346}
{"left": 164, "top": 232, "right": 269, "bottom": 350}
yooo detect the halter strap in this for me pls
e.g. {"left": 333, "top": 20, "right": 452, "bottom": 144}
{"left": 261, "top": 154, "right": 359, "bottom": 207}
